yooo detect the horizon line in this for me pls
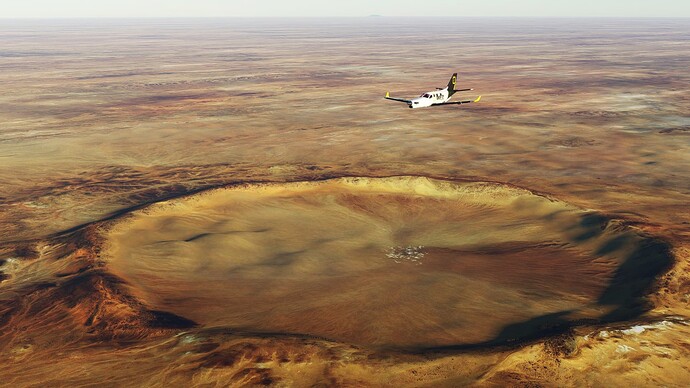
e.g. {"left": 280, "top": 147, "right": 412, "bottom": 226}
{"left": 1, "top": 15, "right": 690, "bottom": 20}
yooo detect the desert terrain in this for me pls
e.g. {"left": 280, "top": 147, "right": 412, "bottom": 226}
{"left": 1, "top": 17, "right": 689, "bottom": 386}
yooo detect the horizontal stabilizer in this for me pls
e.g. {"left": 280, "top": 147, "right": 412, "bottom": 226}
{"left": 384, "top": 92, "right": 412, "bottom": 104}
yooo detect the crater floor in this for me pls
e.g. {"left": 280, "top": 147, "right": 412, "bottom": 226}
{"left": 105, "top": 176, "right": 656, "bottom": 349}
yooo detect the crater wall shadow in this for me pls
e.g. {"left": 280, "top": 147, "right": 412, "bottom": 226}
{"left": 420, "top": 222, "right": 674, "bottom": 354}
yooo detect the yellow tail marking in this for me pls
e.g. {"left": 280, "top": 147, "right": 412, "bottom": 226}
{"left": 474, "top": 95, "right": 482, "bottom": 103}
{"left": 385, "top": 91, "right": 390, "bottom": 98}
{"left": 451, "top": 75, "right": 456, "bottom": 86}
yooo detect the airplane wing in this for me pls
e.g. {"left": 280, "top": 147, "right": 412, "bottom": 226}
{"left": 432, "top": 95, "right": 481, "bottom": 106}
{"left": 384, "top": 92, "right": 412, "bottom": 104}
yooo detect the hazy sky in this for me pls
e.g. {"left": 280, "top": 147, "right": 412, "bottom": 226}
{"left": 1, "top": 0, "right": 689, "bottom": 18}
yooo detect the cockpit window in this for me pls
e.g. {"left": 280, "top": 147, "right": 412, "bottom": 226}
{"left": 422, "top": 94, "right": 431, "bottom": 98}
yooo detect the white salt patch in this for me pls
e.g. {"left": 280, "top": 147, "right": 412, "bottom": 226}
{"left": 621, "top": 326, "right": 647, "bottom": 335}
{"left": 386, "top": 246, "right": 426, "bottom": 265}
{"left": 621, "top": 321, "right": 674, "bottom": 335}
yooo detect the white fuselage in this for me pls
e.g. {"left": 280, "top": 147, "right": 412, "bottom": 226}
{"left": 409, "top": 88, "right": 450, "bottom": 108}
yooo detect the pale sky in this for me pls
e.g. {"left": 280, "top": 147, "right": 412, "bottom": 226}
{"left": 1, "top": 0, "right": 689, "bottom": 18}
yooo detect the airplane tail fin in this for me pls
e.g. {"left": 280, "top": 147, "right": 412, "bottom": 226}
{"left": 447, "top": 73, "right": 458, "bottom": 96}
{"left": 447, "top": 73, "right": 474, "bottom": 97}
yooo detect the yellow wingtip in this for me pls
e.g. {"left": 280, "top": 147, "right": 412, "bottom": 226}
{"left": 385, "top": 91, "right": 390, "bottom": 98}
{"left": 474, "top": 95, "right": 482, "bottom": 103}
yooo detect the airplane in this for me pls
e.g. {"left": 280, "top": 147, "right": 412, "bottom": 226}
{"left": 384, "top": 73, "right": 481, "bottom": 109}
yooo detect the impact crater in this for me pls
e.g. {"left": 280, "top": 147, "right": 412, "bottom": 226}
{"left": 104, "top": 177, "right": 670, "bottom": 349}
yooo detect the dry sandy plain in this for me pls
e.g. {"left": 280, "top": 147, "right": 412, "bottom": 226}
{"left": 1, "top": 17, "right": 689, "bottom": 386}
